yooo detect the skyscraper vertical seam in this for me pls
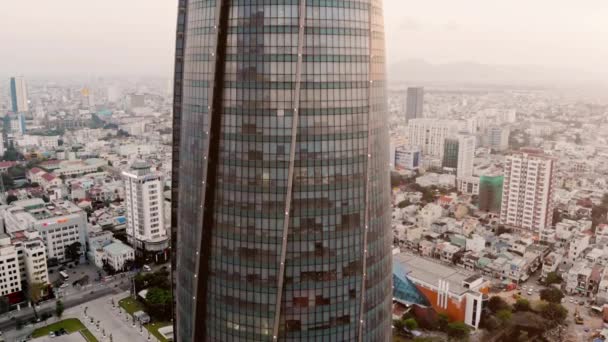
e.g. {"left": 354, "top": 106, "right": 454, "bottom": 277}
{"left": 191, "top": 1, "right": 229, "bottom": 340}
{"left": 357, "top": 1, "right": 374, "bottom": 340}
{"left": 272, "top": 0, "right": 307, "bottom": 339}
{"left": 170, "top": 0, "right": 188, "bottom": 339}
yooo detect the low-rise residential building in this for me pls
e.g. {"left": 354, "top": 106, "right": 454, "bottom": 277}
{"left": 393, "top": 253, "right": 489, "bottom": 329}
{"left": 102, "top": 240, "right": 135, "bottom": 271}
{"left": 541, "top": 251, "right": 563, "bottom": 280}
{"left": 566, "top": 261, "right": 593, "bottom": 296}
{"left": 88, "top": 238, "right": 135, "bottom": 271}
{"left": 568, "top": 231, "right": 591, "bottom": 263}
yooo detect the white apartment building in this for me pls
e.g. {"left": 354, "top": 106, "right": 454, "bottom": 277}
{"left": 0, "top": 234, "right": 21, "bottom": 296}
{"left": 407, "top": 119, "right": 463, "bottom": 157}
{"left": 500, "top": 149, "right": 556, "bottom": 234}
{"left": 2, "top": 199, "right": 87, "bottom": 261}
{"left": 456, "top": 133, "right": 475, "bottom": 179}
{"left": 484, "top": 126, "right": 510, "bottom": 151}
{"left": 123, "top": 162, "right": 167, "bottom": 254}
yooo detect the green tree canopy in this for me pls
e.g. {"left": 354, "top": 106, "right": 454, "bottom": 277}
{"left": 488, "top": 296, "right": 510, "bottom": 313}
{"left": 55, "top": 300, "right": 64, "bottom": 318}
{"left": 496, "top": 309, "right": 512, "bottom": 324}
{"left": 540, "top": 288, "right": 564, "bottom": 304}
{"left": 404, "top": 318, "right": 418, "bottom": 331}
{"left": 446, "top": 321, "right": 470, "bottom": 339}
{"left": 544, "top": 272, "right": 562, "bottom": 285}
{"left": 539, "top": 302, "right": 568, "bottom": 325}
{"left": 513, "top": 298, "right": 531, "bottom": 312}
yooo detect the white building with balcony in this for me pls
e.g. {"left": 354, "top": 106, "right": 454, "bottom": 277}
{"left": 122, "top": 162, "right": 168, "bottom": 258}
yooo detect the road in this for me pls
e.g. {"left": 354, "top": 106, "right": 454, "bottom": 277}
{"left": 0, "top": 276, "right": 131, "bottom": 333}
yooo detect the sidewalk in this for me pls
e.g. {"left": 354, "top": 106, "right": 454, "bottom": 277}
{"left": 5, "top": 292, "right": 160, "bottom": 342}
{"left": 75, "top": 292, "right": 160, "bottom": 342}
{"left": 0, "top": 278, "right": 127, "bottom": 330}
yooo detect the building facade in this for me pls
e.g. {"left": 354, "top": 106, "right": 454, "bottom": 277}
{"left": 500, "top": 149, "right": 556, "bottom": 234}
{"left": 408, "top": 119, "right": 463, "bottom": 158}
{"left": 0, "top": 234, "right": 21, "bottom": 297}
{"left": 172, "top": 1, "right": 392, "bottom": 341}
{"left": 478, "top": 175, "right": 503, "bottom": 213}
{"left": 10, "top": 76, "right": 29, "bottom": 113}
{"left": 3, "top": 199, "right": 87, "bottom": 261}
{"left": 394, "top": 145, "right": 421, "bottom": 171}
{"left": 393, "top": 253, "right": 488, "bottom": 329}
{"left": 405, "top": 87, "right": 424, "bottom": 123}
{"left": 123, "top": 162, "right": 167, "bottom": 254}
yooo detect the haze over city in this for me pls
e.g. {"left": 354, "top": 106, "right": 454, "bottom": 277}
{"left": 0, "top": 1, "right": 608, "bottom": 341}
{"left": 2, "top": 0, "right": 607, "bottom": 85}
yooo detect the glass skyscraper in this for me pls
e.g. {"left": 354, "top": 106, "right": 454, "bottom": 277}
{"left": 172, "top": 1, "right": 392, "bottom": 341}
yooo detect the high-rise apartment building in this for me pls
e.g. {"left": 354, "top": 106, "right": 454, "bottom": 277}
{"left": 483, "top": 126, "right": 510, "bottom": 152}
{"left": 455, "top": 134, "right": 475, "bottom": 179}
{"left": 408, "top": 119, "right": 463, "bottom": 158}
{"left": 172, "top": 1, "right": 392, "bottom": 341}
{"left": 405, "top": 87, "right": 424, "bottom": 122}
{"left": 10, "top": 76, "right": 29, "bottom": 113}
{"left": 500, "top": 149, "right": 556, "bottom": 234}
{"left": 122, "top": 162, "right": 168, "bottom": 257}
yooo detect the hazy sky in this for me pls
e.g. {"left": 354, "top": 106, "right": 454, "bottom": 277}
{"left": 1, "top": 0, "right": 607, "bottom": 79}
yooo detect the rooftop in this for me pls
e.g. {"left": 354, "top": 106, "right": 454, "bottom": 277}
{"left": 394, "top": 253, "right": 483, "bottom": 296}
{"left": 103, "top": 241, "right": 134, "bottom": 255}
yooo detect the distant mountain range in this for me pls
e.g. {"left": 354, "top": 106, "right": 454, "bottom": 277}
{"left": 388, "top": 59, "right": 607, "bottom": 88}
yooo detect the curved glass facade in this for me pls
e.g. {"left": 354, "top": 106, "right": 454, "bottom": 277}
{"left": 174, "top": 1, "right": 391, "bottom": 341}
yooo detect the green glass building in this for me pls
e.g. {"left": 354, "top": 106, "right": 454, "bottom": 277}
{"left": 478, "top": 175, "right": 503, "bottom": 213}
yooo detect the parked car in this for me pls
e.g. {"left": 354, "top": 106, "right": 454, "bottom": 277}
{"left": 143, "top": 265, "right": 152, "bottom": 272}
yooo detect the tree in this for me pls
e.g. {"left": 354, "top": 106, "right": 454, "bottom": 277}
{"left": 393, "top": 319, "right": 405, "bottom": 332}
{"left": 397, "top": 200, "right": 411, "bottom": 208}
{"left": 6, "top": 194, "right": 18, "bottom": 204}
{"left": 437, "top": 312, "right": 449, "bottom": 332}
{"left": 55, "top": 300, "right": 64, "bottom": 318}
{"left": 123, "top": 259, "right": 136, "bottom": 272}
{"left": 488, "top": 296, "right": 510, "bottom": 313}
{"left": 145, "top": 287, "right": 172, "bottom": 321}
{"left": 28, "top": 282, "right": 46, "bottom": 319}
{"left": 540, "top": 288, "right": 564, "bottom": 304}
{"left": 134, "top": 269, "right": 171, "bottom": 292}
{"left": 65, "top": 242, "right": 82, "bottom": 261}
{"left": 1, "top": 173, "right": 15, "bottom": 189}
{"left": 446, "top": 322, "right": 470, "bottom": 339}
{"left": 539, "top": 302, "right": 567, "bottom": 325}
{"left": 0, "top": 296, "right": 9, "bottom": 314}
{"left": 404, "top": 318, "right": 418, "bottom": 331}
{"left": 513, "top": 298, "right": 531, "bottom": 312}
{"left": 495, "top": 225, "right": 512, "bottom": 235}
{"left": 545, "top": 272, "right": 563, "bottom": 285}
{"left": 496, "top": 309, "right": 512, "bottom": 324}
